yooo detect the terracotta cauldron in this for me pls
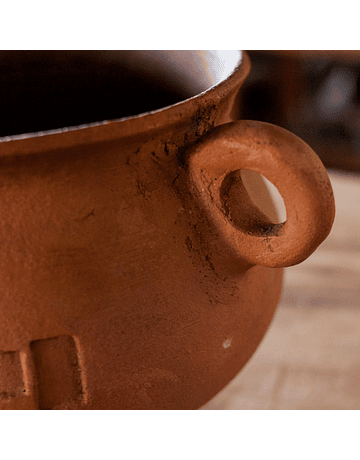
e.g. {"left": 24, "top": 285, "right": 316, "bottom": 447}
{"left": 0, "top": 51, "right": 334, "bottom": 409}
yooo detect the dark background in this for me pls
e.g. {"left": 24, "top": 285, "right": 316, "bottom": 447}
{"left": 240, "top": 50, "right": 360, "bottom": 172}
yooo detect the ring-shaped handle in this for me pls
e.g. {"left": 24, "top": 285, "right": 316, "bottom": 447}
{"left": 187, "top": 120, "right": 335, "bottom": 268}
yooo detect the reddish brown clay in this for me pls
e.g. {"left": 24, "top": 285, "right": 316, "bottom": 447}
{"left": 0, "top": 51, "right": 334, "bottom": 410}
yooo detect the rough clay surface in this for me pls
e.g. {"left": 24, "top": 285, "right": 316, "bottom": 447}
{"left": 0, "top": 52, "right": 333, "bottom": 409}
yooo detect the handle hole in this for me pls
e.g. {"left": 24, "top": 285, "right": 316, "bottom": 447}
{"left": 219, "top": 170, "right": 285, "bottom": 237}
{"left": 240, "top": 170, "right": 286, "bottom": 224}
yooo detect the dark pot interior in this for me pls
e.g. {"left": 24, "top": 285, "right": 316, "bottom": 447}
{"left": 0, "top": 51, "right": 191, "bottom": 137}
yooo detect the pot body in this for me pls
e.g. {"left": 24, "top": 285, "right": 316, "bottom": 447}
{"left": 0, "top": 51, "right": 331, "bottom": 410}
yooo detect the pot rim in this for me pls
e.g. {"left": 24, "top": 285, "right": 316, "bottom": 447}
{"left": 0, "top": 51, "right": 250, "bottom": 157}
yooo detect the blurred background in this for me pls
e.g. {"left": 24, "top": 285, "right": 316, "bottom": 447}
{"left": 202, "top": 50, "right": 360, "bottom": 409}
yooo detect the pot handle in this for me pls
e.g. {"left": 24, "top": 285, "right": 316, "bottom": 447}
{"left": 187, "top": 120, "right": 335, "bottom": 268}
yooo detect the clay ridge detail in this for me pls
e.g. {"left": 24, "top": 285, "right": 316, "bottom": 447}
{"left": 0, "top": 335, "right": 85, "bottom": 410}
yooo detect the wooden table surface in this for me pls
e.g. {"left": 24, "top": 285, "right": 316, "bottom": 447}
{"left": 202, "top": 169, "right": 360, "bottom": 410}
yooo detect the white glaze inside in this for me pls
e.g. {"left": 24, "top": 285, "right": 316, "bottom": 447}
{"left": 107, "top": 50, "right": 243, "bottom": 96}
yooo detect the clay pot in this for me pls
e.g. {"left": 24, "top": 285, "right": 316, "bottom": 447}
{"left": 0, "top": 51, "right": 334, "bottom": 410}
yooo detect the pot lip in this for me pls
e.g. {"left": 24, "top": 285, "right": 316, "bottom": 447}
{"left": 0, "top": 51, "right": 251, "bottom": 157}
